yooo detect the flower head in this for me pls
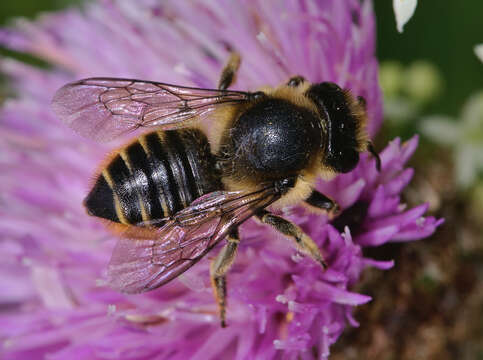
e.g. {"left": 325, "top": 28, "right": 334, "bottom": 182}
{"left": 0, "top": 1, "right": 441, "bottom": 359}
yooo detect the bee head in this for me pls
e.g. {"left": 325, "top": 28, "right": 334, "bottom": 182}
{"left": 306, "top": 82, "right": 368, "bottom": 173}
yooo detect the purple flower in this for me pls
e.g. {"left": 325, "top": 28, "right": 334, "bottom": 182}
{"left": 0, "top": 1, "right": 442, "bottom": 359}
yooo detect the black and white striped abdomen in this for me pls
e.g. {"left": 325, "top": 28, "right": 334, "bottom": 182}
{"left": 84, "top": 129, "right": 221, "bottom": 226}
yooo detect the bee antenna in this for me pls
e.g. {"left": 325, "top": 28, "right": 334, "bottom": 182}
{"left": 367, "top": 142, "right": 381, "bottom": 172}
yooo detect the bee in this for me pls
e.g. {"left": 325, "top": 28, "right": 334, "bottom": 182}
{"left": 52, "top": 53, "right": 380, "bottom": 327}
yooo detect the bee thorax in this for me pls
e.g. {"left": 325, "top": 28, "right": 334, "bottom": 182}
{"left": 219, "top": 98, "right": 323, "bottom": 182}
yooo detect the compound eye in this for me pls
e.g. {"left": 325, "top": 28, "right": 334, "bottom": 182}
{"left": 329, "top": 149, "right": 359, "bottom": 173}
{"left": 287, "top": 76, "right": 305, "bottom": 87}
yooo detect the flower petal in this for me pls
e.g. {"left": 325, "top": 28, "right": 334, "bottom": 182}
{"left": 393, "top": 0, "right": 418, "bottom": 33}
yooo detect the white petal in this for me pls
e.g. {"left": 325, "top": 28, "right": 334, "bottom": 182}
{"left": 475, "top": 44, "right": 483, "bottom": 63}
{"left": 393, "top": 0, "right": 418, "bottom": 33}
{"left": 455, "top": 144, "right": 480, "bottom": 188}
{"left": 419, "top": 116, "right": 460, "bottom": 145}
{"left": 461, "top": 91, "right": 483, "bottom": 128}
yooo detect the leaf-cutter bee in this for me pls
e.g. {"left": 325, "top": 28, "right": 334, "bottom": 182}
{"left": 52, "top": 53, "right": 380, "bottom": 327}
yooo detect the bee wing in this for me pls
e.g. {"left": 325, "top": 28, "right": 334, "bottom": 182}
{"left": 52, "top": 77, "right": 251, "bottom": 142}
{"left": 107, "top": 186, "right": 279, "bottom": 294}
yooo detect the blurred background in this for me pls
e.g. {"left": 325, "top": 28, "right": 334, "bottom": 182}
{"left": 1, "top": 1, "right": 482, "bottom": 359}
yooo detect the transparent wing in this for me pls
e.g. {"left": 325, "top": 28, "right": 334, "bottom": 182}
{"left": 52, "top": 77, "right": 251, "bottom": 142}
{"left": 107, "top": 186, "right": 279, "bottom": 294}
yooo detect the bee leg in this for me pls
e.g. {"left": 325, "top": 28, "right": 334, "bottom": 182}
{"left": 210, "top": 228, "right": 240, "bottom": 328}
{"left": 256, "top": 210, "right": 327, "bottom": 269}
{"left": 304, "top": 190, "right": 341, "bottom": 219}
{"left": 218, "top": 52, "right": 241, "bottom": 90}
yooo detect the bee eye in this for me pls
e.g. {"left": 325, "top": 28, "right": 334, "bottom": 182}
{"left": 328, "top": 148, "right": 359, "bottom": 173}
{"left": 287, "top": 76, "right": 305, "bottom": 87}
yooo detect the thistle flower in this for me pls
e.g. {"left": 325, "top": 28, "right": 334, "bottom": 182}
{"left": 0, "top": 1, "right": 442, "bottom": 359}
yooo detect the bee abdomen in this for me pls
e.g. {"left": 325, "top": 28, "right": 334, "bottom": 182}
{"left": 84, "top": 129, "right": 220, "bottom": 226}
